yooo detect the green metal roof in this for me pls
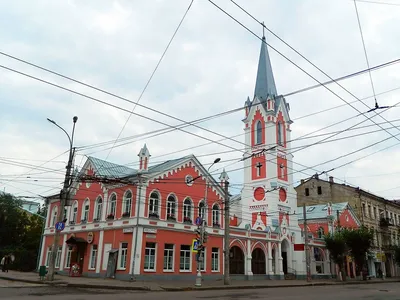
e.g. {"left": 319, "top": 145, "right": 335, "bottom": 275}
{"left": 296, "top": 202, "right": 349, "bottom": 220}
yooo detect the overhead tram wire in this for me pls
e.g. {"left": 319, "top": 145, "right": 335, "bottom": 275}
{"left": 96, "top": 0, "right": 195, "bottom": 175}
{"left": 212, "top": 0, "right": 400, "bottom": 147}
{"left": 74, "top": 59, "right": 400, "bottom": 153}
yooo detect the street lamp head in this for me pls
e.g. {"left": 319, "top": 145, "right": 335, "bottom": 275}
{"left": 73, "top": 116, "right": 78, "bottom": 123}
{"left": 214, "top": 158, "right": 221, "bottom": 164}
{"left": 47, "top": 118, "right": 56, "bottom": 125}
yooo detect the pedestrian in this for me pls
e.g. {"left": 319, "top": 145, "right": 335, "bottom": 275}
{"left": 0, "top": 256, "right": 4, "bottom": 272}
{"left": 3, "top": 255, "right": 10, "bottom": 273}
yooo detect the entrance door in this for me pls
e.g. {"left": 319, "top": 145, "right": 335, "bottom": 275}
{"left": 282, "top": 252, "right": 288, "bottom": 274}
{"left": 229, "top": 246, "right": 244, "bottom": 274}
{"left": 251, "top": 248, "right": 266, "bottom": 275}
{"left": 106, "top": 250, "right": 118, "bottom": 278}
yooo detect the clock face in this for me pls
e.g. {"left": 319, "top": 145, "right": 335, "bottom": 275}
{"left": 185, "top": 175, "right": 194, "bottom": 186}
{"left": 253, "top": 187, "right": 265, "bottom": 201}
{"left": 279, "top": 188, "right": 287, "bottom": 202}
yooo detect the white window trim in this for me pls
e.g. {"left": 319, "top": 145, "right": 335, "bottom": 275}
{"left": 82, "top": 199, "right": 90, "bottom": 222}
{"left": 108, "top": 194, "right": 117, "bottom": 218}
{"left": 163, "top": 244, "right": 174, "bottom": 272}
{"left": 144, "top": 242, "right": 157, "bottom": 272}
{"left": 183, "top": 198, "right": 193, "bottom": 222}
{"left": 198, "top": 201, "right": 206, "bottom": 220}
{"left": 148, "top": 191, "right": 160, "bottom": 217}
{"left": 65, "top": 246, "right": 72, "bottom": 269}
{"left": 55, "top": 246, "right": 62, "bottom": 268}
{"left": 122, "top": 191, "right": 132, "bottom": 216}
{"left": 179, "top": 246, "right": 192, "bottom": 273}
{"left": 70, "top": 201, "right": 78, "bottom": 224}
{"left": 117, "top": 242, "right": 128, "bottom": 270}
{"left": 166, "top": 194, "right": 177, "bottom": 219}
{"left": 45, "top": 247, "right": 52, "bottom": 267}
{"left": 51, "top": 206, "right": 58, "bottom": 227}
{"left": 211, "top": 248, "right": 220, "bottom": 272}
{"left": 94, "top": 197, "right": 103, "bottom": 220}
{"left": 212, "top": 204, "right": 220, "bottom": 225}
{"left": 88, "top": 245, "right": 98, "bottom": 270}
{"left": 200, "top": 247, "right": 206, "bottom": 272}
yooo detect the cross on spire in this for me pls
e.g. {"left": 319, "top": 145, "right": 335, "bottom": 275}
{"left": 262, "top": 21, "right": 265, "bottom": 38}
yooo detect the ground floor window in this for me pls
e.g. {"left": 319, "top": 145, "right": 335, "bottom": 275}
{"left": 163, "top": 244, "right": 174, "bottom": 271}
{"left": 65, "top": 246, "right": 72, "bottom": 268}
{"left": 89, "top": 245, "right": 98, "bottom": 270}
{"left": 180, "top": 245, "right": 191, "bottom": 271}
{"left": 144, "top": 242, "right": 156, "bottom": 271}
{"left": 118, "top": 242, "right": 128, "bottom": 269}
{"left": 46, "top": 247, "right": 52, "bottom": 267}
{"left": 199, "top": 247, "right": 206, "bottom": 271}
{"left": 55, "top": 246, "right": 62, "bottom": 268}
{"left": 211, "top": 248, "right": 219, "bottom": 272}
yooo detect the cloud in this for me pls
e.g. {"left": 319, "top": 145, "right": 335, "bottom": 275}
{"left": 1, "top": 0, "right": 400, "bottom": 202}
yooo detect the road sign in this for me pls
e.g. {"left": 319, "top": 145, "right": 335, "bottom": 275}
{"left": 55, "top": 221, "right": 65, "bottom": 232}
{"left": 192, "top": 239, "right": 199, "bottom": 253}
{"left": 195, "top": 217, "right": 202, "bottom": 226}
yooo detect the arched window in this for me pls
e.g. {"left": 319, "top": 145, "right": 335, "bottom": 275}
{"left": 82, "top": 199, "right": 90, "bottom": 223}
{"left": 63, "top": 207, "right": 68, "bottom": 222}
{"left": 317, "top": 227, "right": 324, "bottom": 239}
{"left": 149, "top": 191, "right": 159, "bottom": 218}
{"left": 277, "top": 121, "right": 284, "bottom": 146}
{"left": 71, "top": 201, "right": 78, "bottom": 224}
{"left": 212, "top": 204, "right": 220, "bottom": 227}
{"left": 108, "top": 194, "right": 116, "bottom": 219}
{"left": 166, "top": 194, "right": 176, "bottom": 220}
{"left": 122, "top": 191, "right": 132, "bottom": 217}
{"left": 94, "top": 196, "right": 103, "bottom": 221}
{"left": 255, "top": 120, "right": 262, "bottom": 145}
{"left": 51, "top": 206, "right": 58, "bottom": 227}
{"left": 198, "top": 202, "right": 205, "bottom": 220}
{"left": 183, "top": 198, "right": 192, "bottom": 223}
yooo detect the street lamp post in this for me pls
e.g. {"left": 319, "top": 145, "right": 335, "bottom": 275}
{"left": 195, "top": 157, "right": 221, "bottom": 287}
{"left": 46, "top": 116, "right": 78, "bottom": 281}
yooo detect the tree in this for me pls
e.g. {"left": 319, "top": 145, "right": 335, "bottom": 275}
{"left": 0, "top": 192, "right": 44, "bottom": 271}
{"left": 394, "top": 245, "right": 400, "bottom": 267}
{"left": 324, "top": 231, "right": 347, "bottom": 281}
{"left": 342, "top": 227, "right": 374, "bottom": 279}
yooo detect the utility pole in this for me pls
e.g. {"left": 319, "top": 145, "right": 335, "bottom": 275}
{"left": 303, "top": 204, "right": 311, "bottom": 282}
{"left": 223, "top": 180, "right": 230, "bottom": 285}
{"left": 47, "top": 116, "right": 78, "bottom": 281}
{"left": 130, "top": 174, "right": 142, "bottom": 281}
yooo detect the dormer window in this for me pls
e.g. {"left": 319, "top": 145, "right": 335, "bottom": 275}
{"left": 255, "top": 121, "right": 262, "bottom": 145}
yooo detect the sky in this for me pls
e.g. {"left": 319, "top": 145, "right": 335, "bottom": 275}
{"left": 1, "top": 0, "right": 400, "bottom": 205}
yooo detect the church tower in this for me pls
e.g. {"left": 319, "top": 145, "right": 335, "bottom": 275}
{"left": 239, "top": 35, "right": 300, "bottom": 241}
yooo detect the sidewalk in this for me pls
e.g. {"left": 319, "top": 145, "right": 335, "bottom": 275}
{"left": 0, "top": 270, "right": 399, "bottom": 292}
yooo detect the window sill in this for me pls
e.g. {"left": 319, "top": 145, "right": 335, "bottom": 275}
{"left": 117, "top": 268, "right": 126, "bottom": 271}
{"left": 163, "top": 270, "right": 174, "bottom": 273}
{"left": 88, "top": 268, "right": 96, "bottom": 271}
{"left": 144, "top": 269, "right": 156, "bottom": 273}
{"left": 211, "top": 270, "right": 220, "bottom": 273}
{"left": 64, "top": 267, "right": 70, "bottom": 269}
{"left": 179, "top": 270, "right": 191, "bottom": 273}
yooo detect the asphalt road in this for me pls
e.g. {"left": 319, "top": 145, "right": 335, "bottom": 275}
{"left": 0, "top": 282, "right": 399, "bottom": 299}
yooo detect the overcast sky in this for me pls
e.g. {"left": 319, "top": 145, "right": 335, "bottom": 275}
{"left": 1, "top": 0, "right": 400, "bottom": 204}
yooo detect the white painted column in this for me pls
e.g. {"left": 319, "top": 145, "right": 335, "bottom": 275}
{"left": 132, "top": 227, "right": 144, "bottom": 275}
{"left": 102, "top": 190, "right": 109, "bottom": 221}
{"left": 246, "top": 238, "right": 253, "bottom": 277}
{"left": 278, "top": 242, "right": 284, "bottom": 275}
{"left": 39, "top": 235, "right": 47, "bottom": 267}
{"left": 267, "top": 241, "right": 274, "bottom": 276}
{"left": 59, "top": 234, "right": 67, "bottom": 271}
{"left": 96, "top": 230, "right": 104, "bottom": 274}
{"left": 325, "top": 249, "right": 331, "bottom": 275}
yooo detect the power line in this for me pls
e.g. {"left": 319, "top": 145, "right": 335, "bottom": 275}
{"left": 215, "top": 0, "right": 400, "bottom": 149}
{"left": 96, "top": 0, "right": 195, "bottom": 175}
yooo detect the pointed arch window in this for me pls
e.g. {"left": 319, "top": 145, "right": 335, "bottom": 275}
{"left": 70, "top": 201, "right": 78, "bottom": 224}
{"left": 277, "top": 121, "right": 284, "bottom": 146}
{"left": 122, "top": 191, "right": 132, "bottom": 217}
{"left": 94, "top": 196, "right": 103, "bottom": 221}
{"left": 82, "top": 199, "right": 90, "bottom": 223}
{"left": 255, "top": 120, "right": 262, "bottom": 145}
{"left": 166, "top": 194, "right": 176, "bottom": 221}
{"left": 149, "top": 192, "right": 159, "bottom": 219}
{"left": 317, "top": 227, "right": 324, "bottom": 239}
{"left": 107, "top": 194, "right": 116, "bottom": 219}
{"left": 212, "top": 204, "right": 220, "bottom": 227}
{"left": 51, "top": 206, "right": 58, "bottom": 227}
{"left": 183, "top": 198, "right": 192, "bottom": 224}
{"left": 198, "top": 202, "right": 206, "bottom": 220}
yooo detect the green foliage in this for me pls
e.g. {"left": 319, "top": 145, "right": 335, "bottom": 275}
{"left": 324, "top": 231, "right": 347, "bottom": 267}
{"left": 0, "top": 192, "right": 44, "bottom": 271}
{"left": 341, "top": 226, "right": 374, "bottom": 273}
{"left": 394, "top": 246, "right": 400, "bottom": 266}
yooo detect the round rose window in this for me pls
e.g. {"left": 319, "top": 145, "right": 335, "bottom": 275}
{"left": 279, "top": 187, "right": 287, "bottom": 202}
{"left": 253, "top": 187, "right": 265, "bottom": 201}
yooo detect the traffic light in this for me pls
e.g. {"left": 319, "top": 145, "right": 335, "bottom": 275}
{"left": 203, "top": 231, "right": 209, "bottom": 243}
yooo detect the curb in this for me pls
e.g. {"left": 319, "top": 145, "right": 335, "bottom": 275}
{"left": 0, "top": 276, "right": 150, "bottom": 291}
{"left": 160, "top": 279, "right": 400, "bottom": 292}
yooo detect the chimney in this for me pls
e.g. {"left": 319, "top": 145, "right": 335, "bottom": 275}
{"left": 300, "top": 179, "right": 304, "bottom": 184}
{"left": 329, "top": 176, "right": 334, "bottom": 183}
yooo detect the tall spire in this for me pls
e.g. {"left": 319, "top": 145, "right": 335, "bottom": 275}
{"left": 254, "top": 29, "right": 277, "bottom": 101}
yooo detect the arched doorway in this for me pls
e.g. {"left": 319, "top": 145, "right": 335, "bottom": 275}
{"left": 251, "top": 248, "right": 266, "bottom": 274}
{"left": 314, "top": 247, "right": 325, "bottom": 274}
{"left": 281, "top": 239, "right": 290, "bottom": 274}
{"left": 229, "top": 246, "right": 245, "bottom": 274}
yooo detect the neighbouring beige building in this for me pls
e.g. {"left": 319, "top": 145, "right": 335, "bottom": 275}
{"left": 295, "top": 174, "right": 400, "bottom": 278}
